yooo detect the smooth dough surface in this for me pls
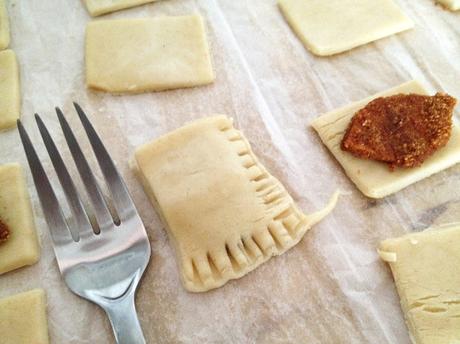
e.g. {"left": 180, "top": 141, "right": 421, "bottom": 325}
{"left": 0, "top": 289, "right": 49, "bottom": 344}
{"left": 0, "top": 163, "right": 40, "bottom": 275}
{"left": 0, "top": 50, "right": 20, "bottom": 130}
{"left": 311, "top": 80, "right": 460, "bottom": 198}
{"left": 278, "top": 0, "right": 414, "bottom": 56}
{"left": 83, "top": 0, "right": 158, "bottom": 16}
{"left": 437, "top": 0, "right": 460, "bottom": 10}
{"left": 0, "top": 0, "right": 9, "bottom": 50}
{"left": 133, "top": 116, "right": 338, "bottom": 292}
{"left": 379, "top": 225, "right": 460, "bottom": 344}
{"left": 85, "top": 15, "right": 215, "bottom": 93}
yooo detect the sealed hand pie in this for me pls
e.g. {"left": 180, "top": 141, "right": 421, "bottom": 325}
{"left": 132, "top": 116, "right": 338, "bottom": 292}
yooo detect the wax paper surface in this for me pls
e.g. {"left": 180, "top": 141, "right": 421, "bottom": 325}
{"left": 1, "top": 0, "right": 459, "bottom": 343}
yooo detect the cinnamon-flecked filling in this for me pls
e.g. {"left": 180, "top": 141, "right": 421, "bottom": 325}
{"left": 0, "top": 218, "right": 9, "bottom": 244}
{"left": 341, "top": 93, "right": 457, "bottom": 170}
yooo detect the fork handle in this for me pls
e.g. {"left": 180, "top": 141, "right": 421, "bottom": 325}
{"left": 103, "top": 292, "right": 146, "bottom": 344}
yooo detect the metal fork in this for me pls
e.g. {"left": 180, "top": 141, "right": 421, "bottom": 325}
{"left": 17, "top": 103, "right": 151, "bottom": 344}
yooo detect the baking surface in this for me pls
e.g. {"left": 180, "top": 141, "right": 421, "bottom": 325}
{"left": 0, "top": 0, "right": 459, "bottom": 343}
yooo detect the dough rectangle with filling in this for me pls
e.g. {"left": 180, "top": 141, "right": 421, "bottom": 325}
{"left": 379, "top": 225, "right": 460, "bottom": 344}
{"left": 0, "top": 163, "right": 40, "bottom": 275}
{"left": 83, "top": 0, "right": 158, "bottom": 17}
{"left": 311, "top": 81, "right": 460, "bottom": 198}
{"left": 0, "top": 289, "right": 49, "bottom": 344}
{"left": 132, "top": 116, "right": 337, "bottom": 292}
{"left": 0, "top": 49, "right": 20, "bottom": 130}
{"left": 278, "top": 0, "right": 413, "bottom": 56}
{"left": 85, "top": 15, "right": 215, "bottom": 93}
{"left": 0, "top": 0, "right": 9, "bottom": 50}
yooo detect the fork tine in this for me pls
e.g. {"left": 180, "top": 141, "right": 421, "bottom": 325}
{"left": 56, "top": 107, "right": 114, "bottom": 231}
{"left": 17, "top": 119, "right": 73, "bottom": 248}
{"left": 73, "top": 102, "right": 138, "bottom": 222}
{"left": 35, "top": 114, "right": 94, "bottom": 241}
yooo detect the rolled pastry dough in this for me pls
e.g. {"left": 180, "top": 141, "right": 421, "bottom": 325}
{"left": 83, "top": 0, "right": 158, "bottom": 17}
{"left": 0, "top": 0, "right": 9, "bottom": 50}
{"left": 0, "top": 163, "right": 40, "bottom": 275}
{"left": 85, "top": 15, "right": 215, "bottom": 93}
{"left": 311, "top": 80, "right": 460, "bottom": 198}
{"left": 132, "top": 116, "right": 338, "bottom": 292}
{"left": 437, "top": 0, "right": 460, "bottom": 10}
{"left": 278, "top": 0, "right": 414, "bottom": 56}
{"left": 379, "top": 224, "right": 460, "bottom": 344}
{"left": 0, "top": 289, "right": 49, "bottom": 344}
{"left": 0, "top": 49, "right": 20, "bottom": 130}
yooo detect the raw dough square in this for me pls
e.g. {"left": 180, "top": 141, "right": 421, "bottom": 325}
{"left": 278, "top": 0, "right": 414, "bottom": 56}
{"left": 0, "top": 289, "right": 49, "bottom": 344}
{"left": 311, "top": 80, "right": 460, "bottom": 198}
{"left": 85, "top": 15, "right": 215, "bottom": 93}
{"left": 437, "top": 0, "right": 460, "bottom": 10}
{"left": 0, "top": 163, "right": 40, "bottom": 275}
{"left": 0, "top": 49, "right": 20, "bottom": 130}
{"left": 83, "top": 0, "right": 158, "bottom": 17}
{"left": 379, "top": 225, "right": 460, "bottom": 344}
{"left": 0, "top": 0, "right": 9, "bottom": 50}
{"left": 132, "top": 116, "right": 338, "bottom": 292}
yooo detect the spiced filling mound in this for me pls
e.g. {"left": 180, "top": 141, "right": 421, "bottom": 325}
{"left": 341, "top": 93, "right": 457, "bottom": 170}
{"left": 0, "top": 218, "right": 9, "bottom": 244}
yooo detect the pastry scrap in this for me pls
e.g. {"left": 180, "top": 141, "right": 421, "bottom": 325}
{"left": 0, "top": 49, "right": 20, "bottom": 130}
{"left": 0, "top": 218, "right": 9, "bottom": 243}
{"left": 311, "top": 81, "right": 460, "bottom": 198}
{"left": 0, "top": 163, "right": 40, "bottom": 275}
{"left": 278, "top": 0, "right": 413, "bottom": 56}
{"left": 83, "top": 0, "right": 158, "bottom": 17}
{"left": 0, "top": 0, "right": 9, "bottom": 50}
{"left": 341, "top": 93, "right": 456, "bottom": 170}
{"left": 0, "top": 289, "right": 49, "bottom": 344}
{"left": 379, "top": 224, "right": 460, "bottom": 344}
{"left": 437, "top": 0, "right": 460, "bottom": 11}
{"left": 132, "top": 116, "right": 338, "bottom": 292}
{"left": 85, "top": 15, "right": 215, "bottom": 93}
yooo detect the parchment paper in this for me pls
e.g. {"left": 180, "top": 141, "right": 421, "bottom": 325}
{"left": 1, "top": 0, "right": 460, "bottom": 343}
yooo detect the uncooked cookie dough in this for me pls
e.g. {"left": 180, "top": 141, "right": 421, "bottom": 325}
{"left": 0, "top": 163, "right": 40, "bottom": 275}
{"left": 84, "top": 0, "right": 158, "bottom": 17}
{"left": 278, "top": 0, "right": 413, "bottom": 56}
{"left": 0, "top": 49, "right": 20, "bottom": 130}
{"left": 0, "top": 0, "right": 9, "bottom": 50}
{"left": 311, "top": 81, "right": 460, "bottom": 198}
{"left": 437, "top": 0, "right": 460, "bottom": 10}
{"left": 0, "top": 289, "right": 49, "bottom": 344}
{"left": 379, "top": 224, "right": 460, "bottom": 344}
{"left": 132, "top": 116, "right": 338, "bottom": 292}
{"left": 85, "top": 15, "right": 215, "bottom": 93}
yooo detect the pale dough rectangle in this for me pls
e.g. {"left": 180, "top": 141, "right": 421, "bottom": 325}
{"left": 437, "top": 0, "right": 460, "bottom": 10}
{"left": 311, "top": 80, "right": 460, "bottom": 198}
{"left": 0, "top": 163, "right": 40, "bottom": 275}
{"left": 0, "top": 0, "right": 9, "bottom": 50}
{"left": 132, "top": 116, "right": 338, "bottom": 292}
{"left": 278, "top": 0, "right": 414, "bottom": 56}
{"left": 379, "top": 225, "right": 460, "bottom": 344}
{"left": 0, "top": 49, "right": 20, "bottom": 130}
{"left": 83, "top": 0, "right": 158, "bottom": 17}
{"left": 0, "top": 289, "right": 49, "bottom": 344}
{"left": 85, "top": 15, "right": 215, "bottom": 93}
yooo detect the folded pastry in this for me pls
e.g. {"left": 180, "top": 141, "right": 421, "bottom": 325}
{"left": 0, "top": 289, "right": 49, "bottom": 344}
{"left": 379, "top": 224, "right": 460, "bottom": 344}
{"left": 132, "top": 116, "right": 338, "bottom": 292}
{"left": 437, "top": 0, "right": 460, "bottom": 11}
{"left": 0, "top": 49, "right": 20, "bottom": 130}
